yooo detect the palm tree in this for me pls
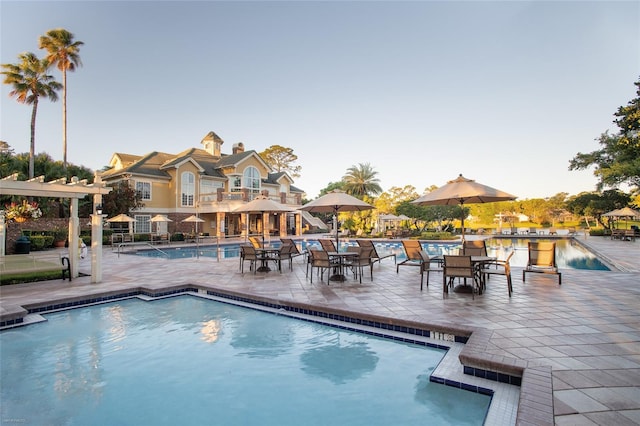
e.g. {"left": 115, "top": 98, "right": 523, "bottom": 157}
{"left": 38, "top": 28, "right": 83, "bottom": 170}
{"left": 2, "top": 53, "right": 61, "bottom": 178}
{"left": 342, "top": 163, "right": 383, "bottom": 198}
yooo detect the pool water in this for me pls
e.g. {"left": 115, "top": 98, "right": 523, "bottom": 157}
{"left": 0, "top": 296, "right": 490, "bottom": 425}
{"left": 134, "top": 238, "right": 609, "bottom": 270}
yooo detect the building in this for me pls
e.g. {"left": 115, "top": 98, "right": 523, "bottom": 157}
{"left": 101, "top": 131, "right": 305, "bottom": 239}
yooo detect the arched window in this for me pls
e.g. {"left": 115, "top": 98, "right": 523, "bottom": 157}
{"left": 181, "top": 172, "right": 195, "bottom": 206}
{"left": 243, "top": 166, "right": 261, "bottom": 195}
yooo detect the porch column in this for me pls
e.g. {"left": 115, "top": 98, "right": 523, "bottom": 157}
{"left": 240, "top": 213, "right": 247, "bottom": 238}
{"left": 279, "top": 214, "right": 287, "bottom": 237}
{"left": 262, "top": 212, "right": 269, "bottom": 242}
{"left": 68, "top": 198, "right": 79, "bottom": 278}
{"left": 295, "top": 213, "right": 302, "bottom": 236}
{"left": 91, "top": 191, "right": 103, "bottom": 283}
{"left": 216, "top": 213, "right": 225, "bottom": 239}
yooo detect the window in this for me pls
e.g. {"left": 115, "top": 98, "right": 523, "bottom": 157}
{"left": 231, "top": 175, "right": 242, "bottom": 192}
{"left": 135, "top": 215, "right": 151, "bottom": 234}
{"left": 243, "top": 166, "right": 260, "bottom": 195}
{"left": 136, "top": 181, "right": 151, "bottom": 200}
{"left": 181, "top": 172, "right": 195, "bottom": 206}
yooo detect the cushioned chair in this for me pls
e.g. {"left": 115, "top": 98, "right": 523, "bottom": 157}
{"left": 481, "top": 251, "right": 514, "bottom": 297}
{"left": 522, "top": 241, "right": 562, "bottom": 284}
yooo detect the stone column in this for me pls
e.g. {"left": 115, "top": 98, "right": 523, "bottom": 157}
{"left": 69, "top": 198, "right": 79, "bottom": 278}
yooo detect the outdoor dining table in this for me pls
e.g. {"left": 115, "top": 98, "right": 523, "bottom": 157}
{"left": 255, "top": 247, "right": 279, "bottom": 272}
{"left": 327, "top": 252, "right": 358, "bottom": 282}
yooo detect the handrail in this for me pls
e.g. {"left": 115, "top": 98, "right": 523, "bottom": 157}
{"left": 117, "top": 242, "right": 169, "bottom": 258}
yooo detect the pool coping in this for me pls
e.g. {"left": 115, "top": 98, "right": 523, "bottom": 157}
{"left": 0, "top": 283, "right": 552, "bottom": 425}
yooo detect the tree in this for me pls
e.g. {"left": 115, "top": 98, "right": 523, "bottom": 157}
{"left": 342, "top": 163, "right": 382, "bottom": 198}
{"left": 566, "top": 190, "right": 631, "bottom": 228}
{"left": 39, "top": 28, "right": 83, "bottom": 169}
{"left": 569, "top": 78, "right": 640, "bottom": 192}
{"left": 259, "top": 145, "right": 302, "bottom": 179}
{"left": 2, "top": 52, "right": 61, "bottom": 178}
{"left": 102, "top": 181, "right": 144, "bottom": 217}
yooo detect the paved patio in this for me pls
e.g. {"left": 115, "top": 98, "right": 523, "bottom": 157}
{"left": 1, "top": 234, "right": 639, "bottom": 425}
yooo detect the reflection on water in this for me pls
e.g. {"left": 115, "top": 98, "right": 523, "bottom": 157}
{"left": 200, "top": 319, "right": 221, "bottom": 343}
{"left": 300, "top": 340, "right": 379, "bottom": 384}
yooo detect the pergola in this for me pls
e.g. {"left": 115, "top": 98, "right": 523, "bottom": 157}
{"left": 0, "top": 173, "right": 112, "bottom": 283}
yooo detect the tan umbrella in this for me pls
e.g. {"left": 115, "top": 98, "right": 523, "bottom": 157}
{"left": 233, "top": 195, "right": 293, "bottom": 247}
{"left": 412, "top": 174, "right": 516, "bottom": 240}
{"left": 150, "top": 214, "right": 172, "bottom": 234}
{"left": 602, "top": 207, "right": 640, "bottom": 229}
{"left": 300, "top": 190, "right": 374, "bottom": 250}
{"left": 106, "top": 213, "right": 135, "bottom": 235}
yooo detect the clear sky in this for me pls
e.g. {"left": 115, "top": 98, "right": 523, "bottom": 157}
{"left": 1, "top": 1, "right": 638, "bottom": 200}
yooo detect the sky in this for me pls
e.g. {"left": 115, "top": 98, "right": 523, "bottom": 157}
{"left": 1, "top": 1, "right": 638, "bottom": 201}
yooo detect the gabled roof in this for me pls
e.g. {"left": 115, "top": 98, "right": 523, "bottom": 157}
{"left": 103, "top": 151, "right": 175, "bottom": 179}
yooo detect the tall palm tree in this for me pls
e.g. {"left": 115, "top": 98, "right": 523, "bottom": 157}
{"left": 342, "top": 163, "right": 383, "bottom": 198}
{"left": 38, "top": 28, "right": 83, "bottom": 170}
{"left": 2, "top": 53, "right": 61, "bottom": 178}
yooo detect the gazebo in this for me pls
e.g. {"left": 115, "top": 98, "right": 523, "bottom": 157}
{"left": 0, "top": 173, "right": 112, "bottom": 283}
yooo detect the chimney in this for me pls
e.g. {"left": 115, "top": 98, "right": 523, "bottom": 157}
{"left": 201, "top": 131, "right": 224, "bottom": 158}
{"left": 232, "top": 142, "right": 245, "bottom": 155}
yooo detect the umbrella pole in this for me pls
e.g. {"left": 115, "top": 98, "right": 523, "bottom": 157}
{"left": 334, "top": 208, "right": 339, "bottom": 252}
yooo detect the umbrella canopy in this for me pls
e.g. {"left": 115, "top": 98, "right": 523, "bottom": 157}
{"left": 232, "top": 195, "right": 293, "bottom": 214}
{"left": 300, "top": 190, "right": 374, "bottom": 249}
{"left": 602, "top": 207, "right": 640, "bottom": 229}
{"left": 106, "top": 213, "right": 135, "bottom": 223}
{"left": 150, "top": 214, "right": 172, "bottom": 222}
{"left": 412, "top": 174, "right": 516, "bottom": 239}
{"left": 233, "top": 195, "right": 293, "bottom": 243}
{"left": 182, "top": 215, "right": 205, "bottom": 223}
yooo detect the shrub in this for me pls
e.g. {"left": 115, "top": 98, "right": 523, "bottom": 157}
{"left": 172, "top": 232, "right": 185, "bottom": 241}
{"left": 420, "top": 231, "right": 456, "bottom": 240}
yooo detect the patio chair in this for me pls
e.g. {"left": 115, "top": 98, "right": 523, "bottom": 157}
{"left": 528, "top": 227, "right": 537, "bottom": 235}
{"left": 346, "top": 246, "right": 375, "bottom": 283}
{"left": 280, "top": 238, "right": 307, "bottom": 261}
{"left": 443, "top": 255, "right": 479, "bottom": 298}
{"left": 462, "top": 240, "right": 487, "bottom": 256}
{"left": 419, "top": 251, "right": 443, "bottom": 290}
{"left": 308, "top": 250, "right": 338, "bottom": 284}
{"left": 356, "top": 239, "right": 396, "bottom": 265}
{"left": 270, "top": 244, "right": 294, "bottom": 272}
{"left": 522, "top": 241, "right": 562, "bottom": 284}
{"left": 239, "top": 245, "right": 259, "bottom": 274}
{"left": 481, "top": 251, "right": 514, "bottom": 297}
{"left": 319, "top": 239, "right": 337, "bottom": 252}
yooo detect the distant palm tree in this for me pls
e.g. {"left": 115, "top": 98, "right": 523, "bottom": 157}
{"left": 2, "top": 53, "right": 61, "bottom": 178}
{"left": 342, "top": 163, "right": 383, "bottom": 198}
{"left": 39, "top": 28, "right": 83, "bottom": 169}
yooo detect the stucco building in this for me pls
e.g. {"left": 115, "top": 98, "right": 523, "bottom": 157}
{"left": 101, "top": 131, "right": 305, "bottom": 239}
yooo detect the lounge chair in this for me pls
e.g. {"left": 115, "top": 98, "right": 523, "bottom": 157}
{"left": 462, "top": 240, "right": 487, "bottom": 256}
{"left": 481, "top": 251, "right": 514, "bottom": 297}
{"left": 248, "top": 236, "right": 263, "bottom": 249}
{"left": 279, "top": 238, "right": 307, "bottom": 261}
{"left": 522, "top": 241, "right": 562, "bottom": 284}
{"left": 356, "top": 239, "right": 396, "bottom": 265}
{"left": 528, "top": 227, "right": 537, "bottom": 235}
{"left": 396, "top": 240, "right": 439, "bottom": 288}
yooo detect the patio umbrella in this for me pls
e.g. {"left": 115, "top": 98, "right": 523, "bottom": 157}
{"left": 182, "top": 215, "right": 206, "bottom": 256}
{"left": 150, "top": 214, "right": 172, "bottom": 234}
{"left": 233, "top": 195, "right": 293, "bottom": 246}
{"left": 602, "top": 207, "right": 640, "bottom": 229}
{"left": 411, "top": 174, "right": 516, "bottom": 240}
{"left": 299, "top": 190, "right": 374, "bottom": 250}
{"left": 106, "top": 213, "right": 135, "bottom": 234}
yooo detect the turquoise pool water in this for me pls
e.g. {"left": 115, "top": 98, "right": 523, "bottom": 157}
{"left": 0, "top": 296, "right": 490, "bottom": 425}
{"left": 134, "top": 238, "right": 609, "bottom": 270}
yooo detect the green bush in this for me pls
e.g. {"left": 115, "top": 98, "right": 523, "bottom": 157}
{"left": 1, "top": 270, "right": 64, "bottom": 286}
{"left": 28, "top": 235, "right": 49, "bottom": 251}
{"left": 172, "top": 232, "right": 185, "bottom": 241}
{"left": 589, "top": 228, "right": 607, "bottom": 236}
{"left": 420, "top": 231, "right": 456, "bottom": 240}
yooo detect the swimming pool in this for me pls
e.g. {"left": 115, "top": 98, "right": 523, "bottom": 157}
{"left": 0, "top": 296, "right": 491, "bottom": 425}
{"left": 133, "top": 238, "right": 609, "bottom": 270}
